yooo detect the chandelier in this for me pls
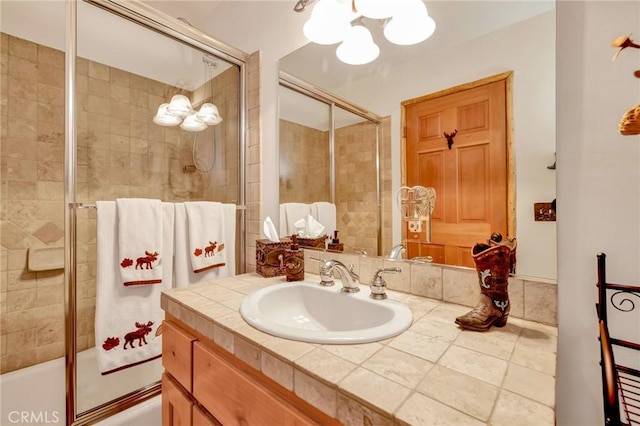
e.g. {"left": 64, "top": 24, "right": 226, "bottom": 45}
{"left": 153, "top": 55, "right": 222, "bottom": 132}
{"left": 295, "top": 0, "right": 436, "bottom": 65}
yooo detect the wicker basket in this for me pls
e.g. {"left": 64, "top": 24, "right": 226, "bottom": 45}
{"left": 297, "top": 234, "right": 328, "bottom": 249}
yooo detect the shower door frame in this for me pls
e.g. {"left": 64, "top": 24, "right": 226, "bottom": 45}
{"left": 63, "top": 1, "right": 249, "bottom": 424}
{"left": 279, "top": 71, "right": 384, "bottom": 255}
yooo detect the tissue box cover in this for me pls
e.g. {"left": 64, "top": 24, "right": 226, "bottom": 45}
{"left": 297, "top": 234, "right": 327, "bottom": 249}
{"left": 256, "top": 239, "right": 292, "bottom": 277}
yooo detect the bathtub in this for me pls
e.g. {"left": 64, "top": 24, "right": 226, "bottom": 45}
{"left": 0, "top": 348, "right": 162, "bottom": 426}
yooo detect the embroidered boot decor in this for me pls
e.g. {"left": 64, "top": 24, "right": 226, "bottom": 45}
{"left": 455, "top": 233, "right": 517, "bottom": 331}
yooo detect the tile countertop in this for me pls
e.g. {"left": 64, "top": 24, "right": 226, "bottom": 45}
{"left": 161, "top": 273, "right": 557, "bottom": 426}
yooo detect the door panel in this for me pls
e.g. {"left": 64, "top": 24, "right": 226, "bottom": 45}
{"left": 405, "top": 79, "right": 508, "bottom": 267}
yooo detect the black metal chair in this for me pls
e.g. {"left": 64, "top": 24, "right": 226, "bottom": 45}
{"left": 596, "top": 253, "right": 640, "bottom": 426}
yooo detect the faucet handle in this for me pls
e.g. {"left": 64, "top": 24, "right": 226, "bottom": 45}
{"left": 311, "top": 257, "right": 335, "bottom": 287}
{"left": 369, "top": 267, "right": 401, "bottom": 300}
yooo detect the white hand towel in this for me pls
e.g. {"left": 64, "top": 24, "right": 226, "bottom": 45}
{"left": 174, "top": 202, "right": 236, "bottom": 286}
{"left": 279, "top": 203, "right": 312, "bottom": 237}
{"left": 95, "top": 202, "right": 174, "bottom": 375}
{"left": 184, "top": 202, "right": 228, "bottom": 273}
{"left": 116, "top": 198, "right": 163, "bottom": 286}
{"left": 311, "top": 201, "right": 337, "bottom": 237}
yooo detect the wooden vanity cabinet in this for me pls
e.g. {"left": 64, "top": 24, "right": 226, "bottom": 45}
{"left": 162, "top": 373, "right": 192, "bottom": 426}
{"left": 161, "top": 317, "right": 334, "bottom": 426}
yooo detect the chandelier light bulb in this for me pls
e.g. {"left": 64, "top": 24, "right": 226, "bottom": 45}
{"left": 166, "top": 94, "right": 194, "bottom": 118}
{"left": 303, "top": 0, "right": 352, "bottom": 45}
{"left": 384, "top": 0, "right": 435, "bottom": 46}
{"left": 152, "top": 103, "right": 182, "bottom": 126}
{"left": 197, "top": 103, "right": 223, "bottom": 125}
{"left": 180, "top": 113, "right": 207, "bottom": 132}
{"left": 336, "top": 25, "right": 380, "bottom": 65}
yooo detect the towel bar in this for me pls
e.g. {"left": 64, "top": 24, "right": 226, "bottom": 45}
{"left": 70, "top": 202, "right": 246, "bottom": 210}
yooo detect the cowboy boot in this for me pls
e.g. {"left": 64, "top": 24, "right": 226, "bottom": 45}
{"left": 455, "top": 234, "right": 517, "bottom": 331}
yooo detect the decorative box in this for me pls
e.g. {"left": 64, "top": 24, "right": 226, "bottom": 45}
{"left": 255, "top": 238, "right": 291, "bottom": 277}
{"left": 297, "top": 234, "right": 328, "bottom": 249}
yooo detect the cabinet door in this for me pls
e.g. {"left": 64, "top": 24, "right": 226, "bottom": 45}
{"left": 162, "top": 373, "right": 193, "bottom": 426}
{"left": 193, "top": 342, "right": 318, "bottom": 426}
{"left": 162, "top": 320, "right": 197, "bottom": 392}
{"left": 193, "top": 404, "right": 222, "bottom": 426}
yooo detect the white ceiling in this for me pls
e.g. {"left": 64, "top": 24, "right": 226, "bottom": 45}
{"left": 142, "top": 0, "right": 555, "bottom": 129}
{"left": 142, "top": 0, "right": 555, "bottom": 91}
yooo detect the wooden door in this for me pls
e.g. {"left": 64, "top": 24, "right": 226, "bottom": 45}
{"left": 404, "top": 76, "right": 511, "bottom": 267}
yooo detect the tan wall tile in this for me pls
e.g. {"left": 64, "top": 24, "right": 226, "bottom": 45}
{"left": 523, "top": 281, "right": 557, "bottom": 326}
{"left": 8, "top": 36, "right": 37, "bottom": 62}
{"left": 8, "top": 76, "right": 37, "bottom": 100}
{"left": 1, "top": 349, "right": 36, "bottom": 372}
{"left": 88, "top": 61, "right": 109, "bottom": 81}
{"left": 7, "top": 96, "right": 37, "bottom": 120}
{"left": 1, "top": 309, "right": 38, "bottom": 334}
{"left": 37, "top": 62, "right": 64, "bottom": 88}
{"left": 37, "top": 44, "right": 64, "bottom": 68}
{"left": 6, "top": 328, "right": 36, "bottom": 353}
{"left": 7, "top": 118, "right": 36, "bottom": 140}
{"left": 8, "top": 56, "right": 37, "bottom": 80}
{"left": 36, "top": 341, "right": 64, "bottom": 363}
{"left": 6, "top": 288, "right": 37, "bottom": 312}
{"left": 37, "top": 319, "right": 63, "bottom": 346}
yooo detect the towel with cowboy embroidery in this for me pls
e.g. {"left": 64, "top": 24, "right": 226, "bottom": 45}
{"left": 184, "top": 201, "right": 227, "bottom": 273}
{"left": 116, "top": 198, "right": 163, "bottom": 286}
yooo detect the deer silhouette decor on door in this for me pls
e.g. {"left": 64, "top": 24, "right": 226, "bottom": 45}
{"left": 443, "top": 129, "right": 458, "bottom": 149}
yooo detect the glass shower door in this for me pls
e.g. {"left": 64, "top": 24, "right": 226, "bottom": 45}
{"left": 73, "top": 0, "right": 242, "bottom": 421}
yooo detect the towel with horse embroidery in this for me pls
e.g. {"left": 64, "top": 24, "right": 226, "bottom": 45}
{"left": 184, "top": 201, "right": 227, "bottom": 273}
{"left": 116, "top": 198, "right": 163, "bottom": 286}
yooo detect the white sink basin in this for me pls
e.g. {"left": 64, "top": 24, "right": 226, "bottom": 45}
{"left": 239, "top": 279, "right": 413, "bottom": 344}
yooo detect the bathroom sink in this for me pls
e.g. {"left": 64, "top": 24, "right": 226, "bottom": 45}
{"left": 239, "top": 279, "right": 413, "bottom": 344}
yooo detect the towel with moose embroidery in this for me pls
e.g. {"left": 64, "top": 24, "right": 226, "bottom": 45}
{"left": 184, "top": 201, "right": 227, "bottom": 273}
{"left": 95, "top": 201, "right": 174, "bottom": 375}
{"left": 116, "top": 198, "right": 163, "bottom": 286}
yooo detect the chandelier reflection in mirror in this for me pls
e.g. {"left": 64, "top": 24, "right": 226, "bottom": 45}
{"left": 153, "top": 54, "right": 223, "bottom": 132}
{"left": 294, "top": 0, "right": 436, "bottom": 65}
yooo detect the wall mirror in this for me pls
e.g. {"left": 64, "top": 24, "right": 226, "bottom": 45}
{"left": 278, "top": 1, "right": 556, "bottom": 280}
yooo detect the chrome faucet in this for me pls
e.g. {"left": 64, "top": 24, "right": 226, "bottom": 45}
{"left": 319, "top": 259, "right": 360, "bottom": 293}
{"left": 369, "top": 267, "right": 402, "bottom": 300}
{"left": 387, "top": 244, "right": 405, "bottom": 259}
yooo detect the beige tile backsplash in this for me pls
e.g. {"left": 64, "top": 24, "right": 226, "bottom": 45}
{"left": 309, "top": 249, "right": 558, "bottom": 326}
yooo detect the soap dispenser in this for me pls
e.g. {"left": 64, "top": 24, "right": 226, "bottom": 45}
{"left": 284, "top": 234, "right": 304, "bottom": 282}
{"left": 327, "top": 230, "right": 344, "bottom": 252}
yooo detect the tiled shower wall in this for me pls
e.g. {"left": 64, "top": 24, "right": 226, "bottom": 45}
{"left": 0, "top": 33, "right": 240, "bottom": 373}
{"left": 278, "top": 119, "right": 330, "bottom": 204}
{"left": 1, "top": 33, "right": 67, "bottom": 373}
{"left": 335, "top": 119, "right": 388, "bottom": 256}
{"left": 278, "top": 117, "right": 392, "bottom": 256}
